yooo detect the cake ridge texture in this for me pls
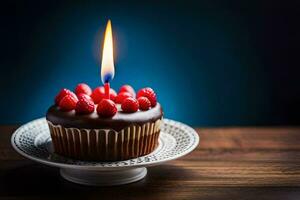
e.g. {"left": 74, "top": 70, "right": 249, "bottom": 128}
{"left": 47, "top": 119, "right": 162, "bottom": 161}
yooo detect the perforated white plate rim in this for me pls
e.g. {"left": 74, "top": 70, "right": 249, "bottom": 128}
{"left": 11, "top": 118, "right": 199, "bottom": 170}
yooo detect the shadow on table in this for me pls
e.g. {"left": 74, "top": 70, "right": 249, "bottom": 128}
{"left": 2, "top": 163, "right": 300, "bottom": 200}
{"left": 1, "top": 163, "right": 188, "bottom": 199}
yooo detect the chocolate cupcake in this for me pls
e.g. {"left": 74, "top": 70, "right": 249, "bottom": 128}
{"left": 46, "top": 86, "right": 163, "bottom": 161}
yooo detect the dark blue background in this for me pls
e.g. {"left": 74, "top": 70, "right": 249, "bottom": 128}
{"left": 1, "top": 1, "right": 300, "bottom": 126}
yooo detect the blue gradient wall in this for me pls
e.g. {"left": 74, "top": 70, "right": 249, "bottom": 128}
{"left": 1, "top": 1, "right": 299, "bottom": 125}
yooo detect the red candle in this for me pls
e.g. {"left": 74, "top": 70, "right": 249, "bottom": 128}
{"left": 104, "top": 82, "right": 110, "bottom": 99}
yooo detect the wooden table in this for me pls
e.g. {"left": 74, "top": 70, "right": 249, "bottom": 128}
{"left": 1, "top": 126, "right": 300, "bottom": 199}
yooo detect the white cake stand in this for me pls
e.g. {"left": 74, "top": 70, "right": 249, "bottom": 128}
{"left": 11, "top": 118, "right": 199, "bottom": 186}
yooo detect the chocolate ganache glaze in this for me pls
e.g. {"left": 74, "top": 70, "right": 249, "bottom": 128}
{"left": 46, "top": 103, "right": 163, "bottom": 132}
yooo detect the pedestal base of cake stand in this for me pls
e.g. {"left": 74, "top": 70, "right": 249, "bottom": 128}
{"left": 60, "top": 167, "right": 147, "bottom": 186}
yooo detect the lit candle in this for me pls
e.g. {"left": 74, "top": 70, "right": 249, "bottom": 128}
{"left": 101, "top": 20, "right": 115, "bottom": 99}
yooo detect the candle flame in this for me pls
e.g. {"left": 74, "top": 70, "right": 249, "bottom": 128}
{"left": 101, "top": 20, "right": 115, "bottom": 84}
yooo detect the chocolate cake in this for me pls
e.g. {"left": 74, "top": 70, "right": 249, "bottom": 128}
{"left": 46, "top": 84, "right": 163, "bottom": 161}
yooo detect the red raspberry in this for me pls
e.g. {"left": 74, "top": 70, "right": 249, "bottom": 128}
{"left": 121, "top": 97, "right": 139, "bottom": 113}
{"left": 91, "top": 87, "right": 118, "bottom": 103}
{"left": 75, "top": 83, "right": 92, "bottom": 96}
{"left": 77, "top": 93, "right": 93, "bottom": 101}
{"left": 75, "top": 96, "right": 95, "bottom": 114}
{"left": 110, "top": 88, "right": 117, "bottom": 101}
{"left": 55, "top": 88, "right": 74, "bottom": 105}
{"left": 59, "top": 94, "right": 78, "bottom": 111}
{"left": 97, "top": 99, "right": 117, "bottom": 117}
{"left": 119, "top": 85, "right": 135, "bottom": 97}
{"left": 115, "top": 92, "right": 132, "bottom": 104}
{"left": 137, "top": 87, "right": 157, "bottom": 107}
{"left": 138, "top": 97, "right": 151, "bottom": 111}
{"left": 91, "top": 86, "right": 105, "bottom": 104}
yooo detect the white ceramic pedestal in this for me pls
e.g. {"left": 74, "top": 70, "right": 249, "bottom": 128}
{"left": 11, "top": 118, "right": 199, "bottom": 186}
{"left": 60, "top": 167, "right": 147, "bottom": 186}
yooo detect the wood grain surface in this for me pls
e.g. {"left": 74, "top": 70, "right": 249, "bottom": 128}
{"left": 0, "top": 126, "right": 300, "bottom": 200}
